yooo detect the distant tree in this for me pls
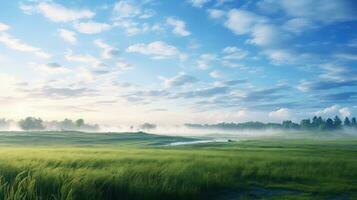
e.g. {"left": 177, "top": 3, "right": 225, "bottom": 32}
{"left": 352, "top": 117, "right": 357, "bottom": 127}
{"left": 0, "top": 118, "right": 11, "bottom": 130}
{"left": 323, "top": 118, "right": 334, "bottom": 130}
{"left": 333, "top": 116, "right": 342, "bottom": 129}
{"left": 282, "top": 120, "right": 299, "bottom": 129}
{"left": 300, "top": 119, "right": 311, "bottom": 129}
{"left": 311, "top": 116, "right": 325, "bottom": 130}
{"left": 59, "top": 119, "right": 76, "bottom": 130}
{"left": 76, "top": 119, "right": 84, "bottom": 127}
{"left": 344, "top": 117, "right": 351, "bottom": 127}
{"left": 18, "top": 117, "right": 45, "bottom": 130}
{"left": 317, "top": 116, "right": 325, "bottom": 130}
{"left": 311, "top": 116, "right": 318, "bottom": 128}
{"left": 139, "top": 123, "right": 157, "bottom": 130}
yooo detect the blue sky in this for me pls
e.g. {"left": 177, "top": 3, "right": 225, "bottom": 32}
{"left": 0, "top": 0, "right": 356, "bottom": 126}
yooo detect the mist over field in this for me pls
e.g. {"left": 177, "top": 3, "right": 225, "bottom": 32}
{"left": 1, "top": 0, "right": 357, "bottom": 199}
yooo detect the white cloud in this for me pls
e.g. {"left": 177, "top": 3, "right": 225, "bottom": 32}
{"left": 161, "top": 73, "right": 198, "bottom": 88}
{"left": 0, "top": 22, "right": 10, "bottom": 32}
{"left": 113, "top": 0, "right": 141, "bottom": 19}
{"left": 314, "top": 105, "right": 339, "bottom": 116}
{"left": 222, "top": 46, "right": 248, "bottom": 60}
{"left": 335, "top": 53, "right": 357, "bottom": 61}
{"left": 207, "top": 9, "right": 225, "bottom": 19}
{"left": 224, "top": 9, "right": 266, "bottom": 35}
{"left": 264, "top": 49, "right": 295, "bottom": 63}
{"left": 112, "top": 20, "right": 141, "bottom": 36}
{"left": 58, "top": 29, "right": 76, "bottom": 45}
{"left": 339, "top": 107, "right": 351, "bottom": 118}
{"left": 283, "top": 18, "right": 315, "bottom": 34}
{"left": 188, "top": 0, "right": 211, "bottom": 8}
{"left": 25, "top": 2, "right": 95, "bottom": 23}
{"left": 112, "top": 20, "right": 160, "bottom": 36}
{"left": 0, "top": 33, "right": 51, "bottom": 59}
{"left": 116, "top": 58, "right": 133, "bottom": 71}
{"left": 278, "top": 0, "right": 357, "bottom": 24}
{"left": 30, "top": 62, "right": 71, "bottom": 74}
{"left": 314, "top": 105, "right": 352, "bottom": 118}
{"left": 0, "top": 73, "right": 23, "bottom": 97}
{"left": 166, "top": 17, "right": 191, "bottom": 37}
{"left": 209, "top": 70, "right": 222, "bottom": 78}
{"left": 94, "top": 40, "right": 119, "bottom": 59}
{"left": 197, "top": 54, "right": 216, "bottom": 70}
{"left": 248, "top": 24, "right": 283, "bottom": 47}
{"left": 74, "top": 21, "right": 111, "bottom": 34}
{"left": 65, "top": 50, "right": 98, "bottom": 65}
{"left": 112, "top": 0, "right": 154, "bottom": 19}
{"left": 126, "top": 41, "right": 179, "bottom": 59}
{"left": 269, "top": 108, "right": 290, "bottom": 119}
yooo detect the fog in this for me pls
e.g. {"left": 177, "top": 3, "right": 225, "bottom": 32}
{"left": 99, "top": 124, "right": 357, "bottom": 141}
{"left": 1, "top": 117, "right": 357, "bottom": 143}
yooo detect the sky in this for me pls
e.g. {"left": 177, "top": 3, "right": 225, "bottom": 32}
{"left": 0, "top": 0, "right": 356, "bottom": 126}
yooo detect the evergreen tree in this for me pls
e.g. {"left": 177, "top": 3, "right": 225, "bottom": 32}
{"left": 333, "top": 116, "right": 342, "bottom": 129}
{"left": 352, "top": 117, "right": 357, "bottom": 127}
{"left": 324, "top": 118, "right": 334, "bottom": 130}
{"left": 316, "top": 116, "right": 325, "bottom": 130}
{"left": 344, "top": 117, "right": 351, "bottom": 126}
{"left": 312, "top": 116, "right": 318, "bottom": 128}
{"left": 300, "top": 119, "right": 311, "bottom": 129}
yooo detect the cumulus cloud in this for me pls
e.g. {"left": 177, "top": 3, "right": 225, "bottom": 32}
{"left": 166, "top": 17, "right": 191, "bottom": 37}
{"left": 94, "top": 39, "right": 119, "bottom": 59}
{"left": 161, "top": 73, "right": 198, "bottom": 88}
{"left": 207, "top": 9, "right": 225, "bottom": 19}
{"left": 224, "top": 9, "right": 266, "bottom": 35}
{"left": 314, "top": 105, "right": 337, "bottom": 116}
{"left": 283, "top": 18, "right": 315, "bottom": 34}
{"left": 112, "top": 0, "right": 147, "bottom": 19}
{"left": 188, "top": 0, "right": 211, "bottom": 8}
{"left": 339, "top": 107, "right": 351, "bottom": 118}
{"left": 269, "top": 108, "right": 290, "bottom": 119}
{"left": 264, "top": 49, "right": 295, "bottom": 63}
{"left": 197, "top": 54, "right": 216, "bottom": 69}
{"left": 0, "top": 33, "right": 51, "bottom": 59}
{"left": 74, "top": 21, "right": 111, "bottom": 34}
{"left": 21, "top": 2, "right": 94, "bottom": 23}
{"left": 58, "top": 29, "right": 76, "bottom": 44}
{"left": 209, "top": 70, "right": 222, "bottom": 78}
{"left": 116, "top": 58, "right": 133, "bottom": 71}
{"left": 30, "top": 62, "right": 70, "bottom": 74}
{"left": 222, "top": 46, "right": 248, "bottom": 60}
{"left": 314, "top": 105, "right": 352, "bottom": 118}
{"left": 111, "top": 0, "right": 156, "bottom": 35}
{"left": 126, "top": 41, "right": 179, "bottom": 59}
{"left": 65, "top": 50, "right": 98, "bottom": 65}
{"left": 0, "top": 22, "right": 10, "bottom": 32}
{"left": 248, "top": 24, "right": 286, "bottom": 47}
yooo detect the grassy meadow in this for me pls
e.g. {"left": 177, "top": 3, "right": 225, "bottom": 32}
{"left": 0, "top": 131, "right": 356, "bottom": 199}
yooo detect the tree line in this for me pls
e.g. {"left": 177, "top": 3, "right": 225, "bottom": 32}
{"left": 0, "top": 117, "right": 99, "bottom": 131}
{"left": 185, "top": 116, "right": 357, "bottom": 131}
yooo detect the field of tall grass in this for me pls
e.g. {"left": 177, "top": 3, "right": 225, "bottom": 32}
{"left": 0, "top": 131, "right": 356, "bottom": 199}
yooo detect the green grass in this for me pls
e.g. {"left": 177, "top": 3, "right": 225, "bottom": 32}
{"left": 0, "top": 131, "right": 356, "bottom": 199}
